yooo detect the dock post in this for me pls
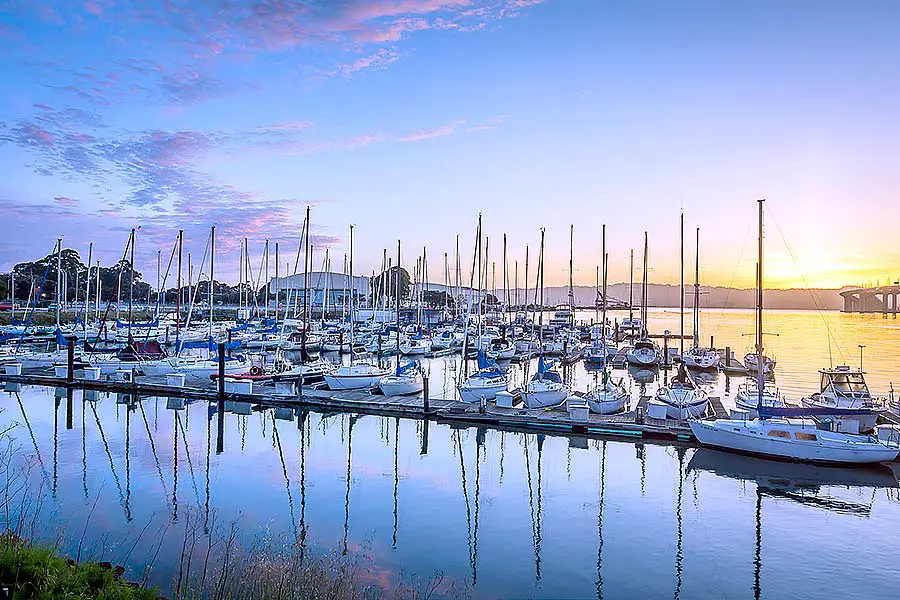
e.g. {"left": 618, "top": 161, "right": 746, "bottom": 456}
{"left": 227, "top": 330, "right": 233, "bottom": 358}
{"left": 216, "top": 398, "right": 225, "bottom": 454}
{"left": 663, "top": 335, "right": 669, "bottom": 366}
{"left": 66, "top": 388, "right": 74, "bottom": 430}
{"left": 725, "top": 346, "right": 731, "bottom": 367}
{"left": 710, "top": 335, "right": 714, "bottom": 349}
{"left": 66, "top": 337, "right": 75, "bottom": 383}
{"left": 217, "top": 342, "right": 225, "bottom": 400}
{"left": 423, "top": 374, "right": 430, "bottom": 412}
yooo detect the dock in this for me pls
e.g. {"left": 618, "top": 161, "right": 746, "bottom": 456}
{"left": 1, "top": 366, "right": 700, "bottom": 445}
{"left": 3, "top": 365, "right": 898, "bottom": 454}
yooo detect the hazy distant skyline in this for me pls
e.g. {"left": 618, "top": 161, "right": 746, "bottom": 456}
{"left": 2, "top": 1, "right": 899, "bottom": 289}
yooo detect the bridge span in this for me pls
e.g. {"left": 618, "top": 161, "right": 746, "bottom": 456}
{"left": 840, "top": 284, "right": 900, "bottom": 313}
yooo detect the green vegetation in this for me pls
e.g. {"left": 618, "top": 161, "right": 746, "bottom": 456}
{"left": 0, "top": 533, "right": 159, "bottom": 599}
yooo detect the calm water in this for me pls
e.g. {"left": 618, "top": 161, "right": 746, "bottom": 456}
{"left": 2, "top": 309, "right": 900, "bottom": 599}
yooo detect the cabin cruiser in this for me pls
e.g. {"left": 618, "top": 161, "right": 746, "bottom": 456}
{"left": 734, "top": 378, "right": 785, "bottom": 417}
{"left": 617, "top": 317, "right": 644, "bottom": 337}
{"left": 800, "top": 366, "right": 886, "bottom": 433}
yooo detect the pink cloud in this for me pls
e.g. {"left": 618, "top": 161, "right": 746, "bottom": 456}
{"left": 54, "top": 196, "right": 80, "bottom": 207}
{"left": 336, "top": 48, "right": 401, "bottom": 77}
{"left": 254, "top": 121, "right": 314, "bottom": 132}
{"left": 397, "top": 120, "right": 464, "bottom": 142}
{"left": 84, "top": 0, "right": 115, "bottom": 17}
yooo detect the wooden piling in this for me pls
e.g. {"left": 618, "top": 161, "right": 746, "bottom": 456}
{"left": 66, "top": 338, "right": 75, "bottom": 383}
{"left": 423, "top": 374, "right": 430, "bottom": 412}
{"left": 217, "top": 342, "right": 225, "bottom": 400}
{"left": 725, "top": 346, "right": 731, "bottom": 366}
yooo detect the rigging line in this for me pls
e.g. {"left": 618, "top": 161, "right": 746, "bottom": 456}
{"left": 766, "top": 204, "right": 849, "bottom": 363}
{"left": 710, "top": 217, "right": 754, "bottom": 342}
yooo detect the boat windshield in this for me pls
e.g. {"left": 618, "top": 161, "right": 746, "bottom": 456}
{"left": 823, "top": 372, "right": 869, "bottom": 395}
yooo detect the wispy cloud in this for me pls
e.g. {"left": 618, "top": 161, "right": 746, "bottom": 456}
{"left": 335, "top": 48, "right": 401, "bottom": 77}
{"left": 397, "top": 119, "right": 464, "bottom": 142}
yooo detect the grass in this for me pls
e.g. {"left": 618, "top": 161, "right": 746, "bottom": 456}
{"left": 0, "top": 533, "right": 160, "bottom": 599}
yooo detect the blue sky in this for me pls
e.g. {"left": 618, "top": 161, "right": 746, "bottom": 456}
{"left": 2, "top": 0, "right": 899, "bottom": 288}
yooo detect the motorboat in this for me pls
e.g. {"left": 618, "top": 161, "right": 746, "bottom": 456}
{"left": 617, "top": 317, "right": 644, "bottom": 337}
{"left": 656, "top": 363, "right": 709, "bottom": 420}
{"left": 681, "top": 346, "right": 720, "bottom": 370}
{"left": 800, "top": 366, "right": 886, "bottom": 433}
{"left": 378, "top": 359, "right": 424, "bottom": 396}
{"left": 522, "top": 356, "right": 567, "bottom": 409}
{"left": 625, "top": 338, "right": 660, "bottom": 366}
{"left": 734, "top": 378, "right": 785, "bottom": 417}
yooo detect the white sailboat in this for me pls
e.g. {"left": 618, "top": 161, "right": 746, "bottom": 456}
{"left": 583, "top": 229, "right": 628, "bottom": 415}
{"left": 690, "top": 199, "right": 899, "bottom": 465}
{"left": 657, "top": 212, "right": 709, "bottom": 420}
{"left": 378, "top": 242, "right": 424, "bottom": 397}
{"left": 625, "top": 232, "right": 660, "bottom": 366}
{"left": 324, "top": 225, "right": 389, "bottom": 390}
{"left": 457, "top": 215, "right": 508, "bottom": 403}
{"left": 681, "top": 228, "right": 719, "bottom": 371}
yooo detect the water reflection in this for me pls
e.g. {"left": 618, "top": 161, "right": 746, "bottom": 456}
{"left": 2, "top": 386, "right": 900, "bottom": 599}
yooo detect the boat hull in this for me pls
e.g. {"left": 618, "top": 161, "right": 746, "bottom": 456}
{"left": 378, "top": 374, "right": 424, "bottom": 396}
{"left": 690, "top": 419, "right": 899, "bottom": 464}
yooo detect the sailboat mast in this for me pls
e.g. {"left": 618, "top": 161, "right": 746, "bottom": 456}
{"left": 303, "top": 206, "right": 311, "bottom": 354}
{"left": 209, "top": 225, "right": 215, "bottom": 337}
{"left": 175, "top": 230, "right": 182, "bottom": 348}
{"left": 568, "top": 224, "right": 574, "bottom": 327}
{"left": 129, "top": 228, "right": 135, "bottom": 332}
{"left": 602, "top": 225, "right": 607, "bottom": 341}
{"left": 348, "top": 224, "right": 355, "bottom": 366}
{"left": 274, "top": 243, "right": 280, "bottom": 316}
{"left": 680, "top": 211, "right": 684, "bottom": 356}
{"left": 395, "top": 240, "right": 401, "bottom": 373}
{"left": 538, "top": 228, "right": 545, "bottom": 342}
{"left": 85, "top": 242, "right": 93, "bottom": 334}
{"left": 264, "top": 239, "right": 270, "bottom": 319}
{"left": 628, "top": 249, "right": 634, "bottom": 326}
{"left": 693, "top": 228, "right": 700, "bottom": 349}
{"left": 757, "top": 199, "right": 765, "bottom": 410}
{"left": 55, "top": 238, "right": 62, "bottom": 331}
{"left": 642, "top": 233, "right": 648, "bottom": 333}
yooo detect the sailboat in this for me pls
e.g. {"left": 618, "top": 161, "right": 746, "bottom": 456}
{"left": 522, "top": 229, "right": 567, "bottom": 409}
{"left": 681, "top": 227, "right": 719, "bottom": 371}
{"left": 625, "top": 232, "right": 661, "bottom": 366}
{"left": 457, "top": 216, "right": 508, "bottom": 403}
{"left": 734, "top": 378, "right": 785, "bottom": 417}
{"left": 582, "top": 226, "right": 628, "bottom": 414}
{"left": 690, "top": 199, "right": 900, "bottom": 464}
{"left": 656, "top": 212, "right": 709, "bottom": 420}
{"left": 324, "top": 225, "right": 390, "bottom": 390}
{"left": 378, "top": 241, "right": 424, "bottom": 396}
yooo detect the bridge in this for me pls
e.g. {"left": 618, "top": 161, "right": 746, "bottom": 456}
{"left": 840, "top": 284, "right": 900, "bottom": 313}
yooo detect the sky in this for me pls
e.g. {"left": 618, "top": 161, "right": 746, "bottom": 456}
{"left": 1, "top": 0, "right": 899, "bottom": 290}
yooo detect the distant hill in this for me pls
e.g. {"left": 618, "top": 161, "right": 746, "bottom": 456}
{"left": 510, "top": 284, "right": 842, "bottom": 311}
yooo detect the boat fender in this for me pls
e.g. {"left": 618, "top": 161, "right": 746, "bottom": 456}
{"left": 250, "top": 366, "right": 263, "bottom": 376}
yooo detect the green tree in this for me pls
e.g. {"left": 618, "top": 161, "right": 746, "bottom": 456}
{"left": 371, "top": 266, "right": 410, "bottom": 303}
